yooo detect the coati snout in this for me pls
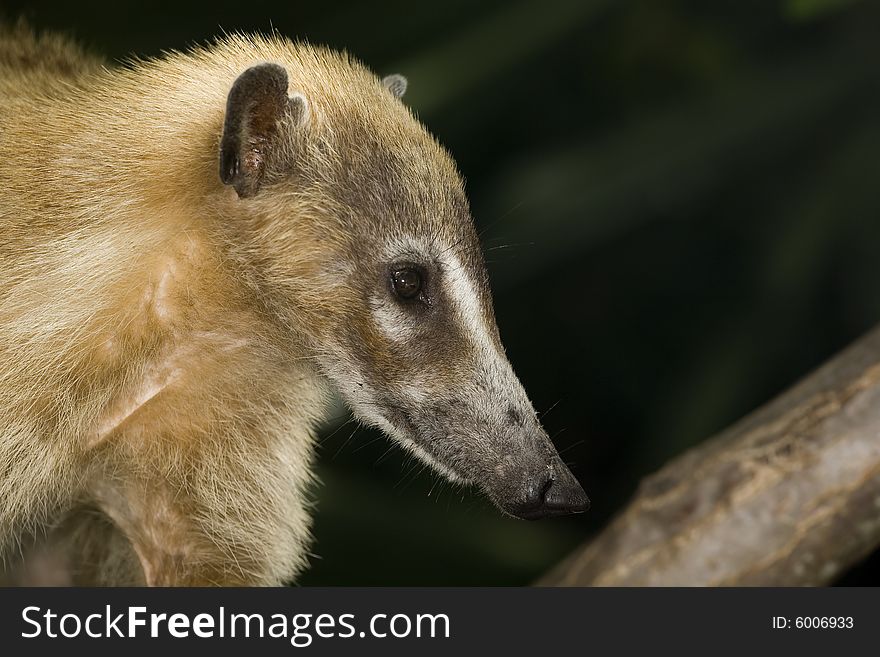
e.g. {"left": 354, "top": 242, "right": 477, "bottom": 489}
{"left": 220, "top": 63, "right": 589, "bottom": 520}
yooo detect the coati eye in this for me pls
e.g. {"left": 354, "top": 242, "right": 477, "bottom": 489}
{"left": 391, "top": 267, "right": 423, "bottom": 300}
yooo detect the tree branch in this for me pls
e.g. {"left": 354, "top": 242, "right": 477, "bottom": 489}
{"left": 540, "top": 326, "right": 880, "bottom": 586}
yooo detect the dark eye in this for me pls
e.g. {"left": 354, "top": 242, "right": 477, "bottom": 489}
{"left": 391, "top": 267, "right": 422, "bottom": 300}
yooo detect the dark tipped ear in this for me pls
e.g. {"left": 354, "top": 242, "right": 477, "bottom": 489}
{"left": 382, "top": 74, "right": 407, "bottom": 99}
{"left": 220, "top": 63, "right": 308, "bottom": 199}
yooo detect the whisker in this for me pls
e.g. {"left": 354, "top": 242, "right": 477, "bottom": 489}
{"left": 558, "top": 439, "right": 585, "bottom": 456}
{"left": 484, "top": 241, "right": 535, "bottom": 252}
{"left": 393, "top": 460, "right": 423, "bottom": 491}
{"left": 318, "top": 414, "right": 354, "bottom": 445}
{"left": 330, "top": 422, "right": 362, "bottom": 461}
{"left": 538, "top": 397, "right": 564, "bottom": 419}
{"left": 351, "top": 433, "right": 385, "bottom": 454}
{"left": 373, "top": 444, "right": 397, "bottom": 466}
{"left": 476, "top": 201, "right": 524, "bottom": 238}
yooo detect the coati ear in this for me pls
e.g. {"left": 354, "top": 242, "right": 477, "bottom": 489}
{"left": 382, "top": 74, "right": 407, "bottom": 99}
{"left": 220, "top": 63, "right": 309, "bottom": 199}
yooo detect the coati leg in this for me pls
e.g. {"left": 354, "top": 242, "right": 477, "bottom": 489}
{"left": 1, "top": 507, "right": 143, "bottom": 586}
{"left": 5, "top": 426, "right": 314, "bottom": 586}
{"left": 53, "top": 508, "right": 145, "bottom": 585}
{"left": 90, "top": 476, "right": 245, "bottom": 586}
{"left": 85, "top": 428, "right": 314, "bottom": 586}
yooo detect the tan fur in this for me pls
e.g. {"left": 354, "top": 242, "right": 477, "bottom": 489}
{"left": 0, "top": 26, "right": 443, "bottom": 585}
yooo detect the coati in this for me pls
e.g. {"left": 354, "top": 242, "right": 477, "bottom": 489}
{"left": 0, "top": 24, "right": 589, "bottom": 586}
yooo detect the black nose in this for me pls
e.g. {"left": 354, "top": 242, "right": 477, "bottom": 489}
{"left": 509, "top": 470, "right": 590, "bottom": 520}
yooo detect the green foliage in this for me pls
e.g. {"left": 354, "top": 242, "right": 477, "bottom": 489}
{"left": 784, "top": 0, "right": 864, "bottom": 21}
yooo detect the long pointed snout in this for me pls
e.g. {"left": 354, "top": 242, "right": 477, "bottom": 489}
{"left": 503, "top": 457, "right": 590, "bottom": 520}
{"left": 378, "top": 351, "right": 591, "bottom": 521}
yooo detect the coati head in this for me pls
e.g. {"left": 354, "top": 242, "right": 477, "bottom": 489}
{"left": 217, "top": 55, "right": 588, "bottom": 520}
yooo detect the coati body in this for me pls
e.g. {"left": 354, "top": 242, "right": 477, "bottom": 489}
{"left": 0, "top": 25, "right": 588, "bottom": 586}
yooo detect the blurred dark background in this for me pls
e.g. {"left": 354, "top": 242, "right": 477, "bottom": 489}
{"left": 6, "top": 0, "right": 879, "bottom": 585}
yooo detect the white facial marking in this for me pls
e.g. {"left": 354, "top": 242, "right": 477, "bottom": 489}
{"left": 440, "top": 252, "right": 493, "bottom": 349}
{"left": 370, "top": 294, "right": 415, "bottom": 344}
{"left": 440, "top": 251, "right": 512, "bottom": 385}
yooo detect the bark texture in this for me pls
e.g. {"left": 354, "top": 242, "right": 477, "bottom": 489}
{"left": 540, "top": 327, "right": 880, "bottom": 586}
